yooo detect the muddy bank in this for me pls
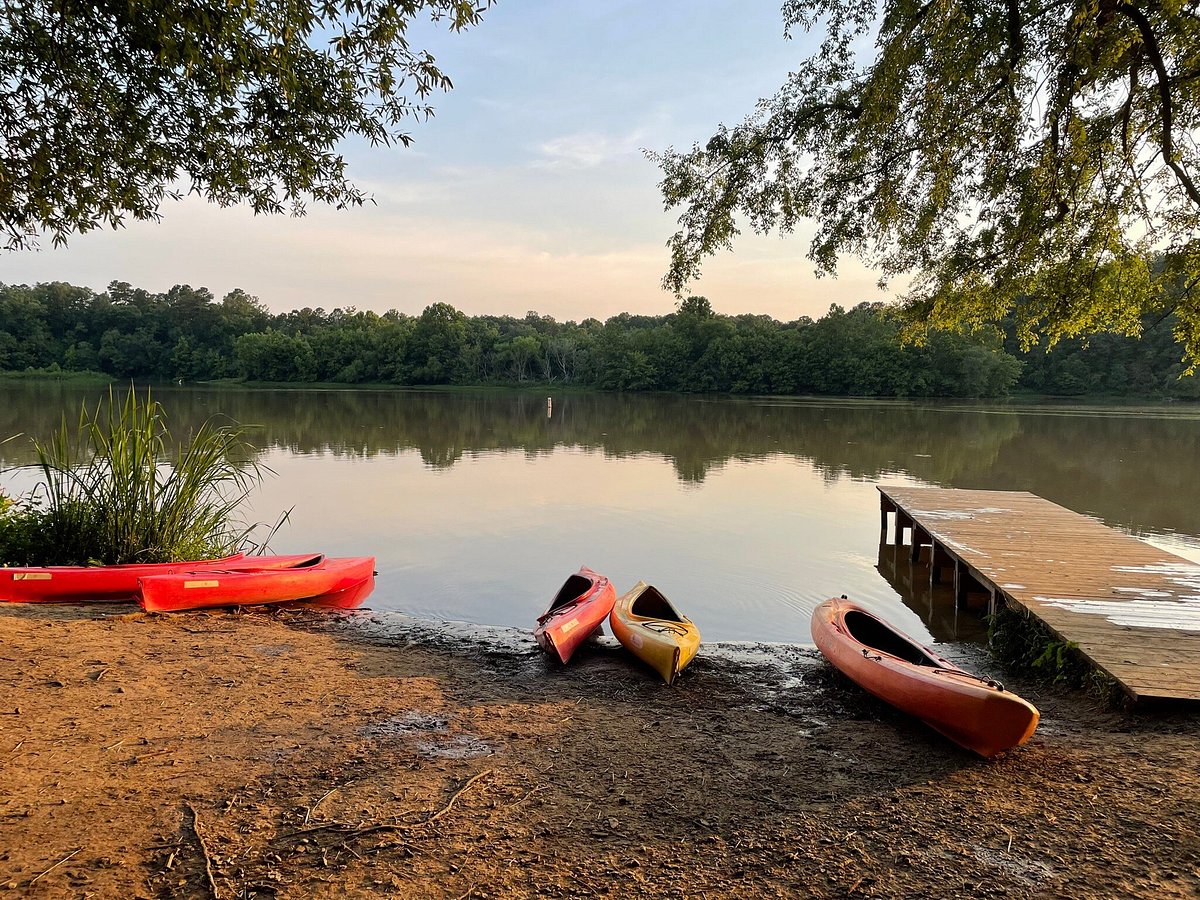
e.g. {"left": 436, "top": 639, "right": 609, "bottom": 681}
{"left": 0, "top": 603, "right": 1198, "bottom": 899}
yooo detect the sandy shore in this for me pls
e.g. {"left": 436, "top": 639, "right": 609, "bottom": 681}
{"left": 1, "top": 603, "right": 1198, "bottom": 899}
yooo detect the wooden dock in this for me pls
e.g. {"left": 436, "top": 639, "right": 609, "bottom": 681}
{"left": 879, "top": 486, "right": 1200, "bottom": 704}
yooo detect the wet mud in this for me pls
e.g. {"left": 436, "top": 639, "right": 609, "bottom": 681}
{"left": 0, "top": 603, "right": 1198, "bottom": 898}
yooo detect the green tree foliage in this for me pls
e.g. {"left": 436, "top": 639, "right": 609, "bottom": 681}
{"left": 234, "top": 331, "right": 316, "bottom": 382}
{"left": 6, "top": 281, "right": 1200, "bottom": 397}
{"left": 654, "top": 0, "right": 1200, "bottom": 365}
{"left": 0, "top": 0, "right": 489, "bottom": 250}
{"left": 407, "top": 302, "right": 470, "bottom": 383}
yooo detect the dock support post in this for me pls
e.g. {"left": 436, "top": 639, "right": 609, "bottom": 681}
{"left": 879, "top": 496, "right": 897, "bottom": 545}
{"left": 954, "top": 559, "right": 966, "bottom": 608}
{"left": 910, "top": 526, "right": 923, "bottom": 563}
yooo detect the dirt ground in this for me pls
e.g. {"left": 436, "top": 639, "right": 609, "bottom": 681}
{"left": 1, "top": 603, "right": 1198, "bottom": 900}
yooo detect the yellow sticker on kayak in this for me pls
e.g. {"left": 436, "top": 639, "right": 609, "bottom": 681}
{"left": 183, "top": 580, "right": 220, "bottom": 589}
{"left": 14, "top": 573, "right": 52, "bottom": 581}
{"left": 560, "top": 618, "right": 581, "bottom": 634}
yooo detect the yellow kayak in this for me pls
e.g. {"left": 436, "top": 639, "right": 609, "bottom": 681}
{"left": 609, "top": 581, "right": 700, "bottom": 684}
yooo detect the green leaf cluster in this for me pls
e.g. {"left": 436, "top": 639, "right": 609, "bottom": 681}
{"left": 654, "top": 0, "right": 1200, "bottom": 365}
{"left": 0, "top": 0, "right": 490, "bottom": 249}
{"left": 988, "top": 602, "right": 1119, "bottom": 699}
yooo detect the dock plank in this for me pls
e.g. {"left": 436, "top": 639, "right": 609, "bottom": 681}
{"left": 880, "top": 486, "right": 1200, "bottom": 704}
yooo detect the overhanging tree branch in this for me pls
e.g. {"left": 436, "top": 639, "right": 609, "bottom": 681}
{"left": 1117, "top": 2, "right": 1200, "bottom": 205}
{"left": 656, "top": 0, "right": 1200, "bottom": 365}
{"left": 0, "top": 0, "right": 492, "bottom": 250}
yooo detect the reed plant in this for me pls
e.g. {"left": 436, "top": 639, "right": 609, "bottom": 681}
{"left": 7, "top": 387, "right": 270, "bottom": 565}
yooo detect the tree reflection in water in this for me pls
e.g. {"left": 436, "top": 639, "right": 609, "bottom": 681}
{"left": 3, "top": 384, "right": 1197, "bottom": 541}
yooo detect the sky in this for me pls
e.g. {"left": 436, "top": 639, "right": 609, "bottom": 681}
{"left": 1, "top": 2, "right": 893, "bottom": 322}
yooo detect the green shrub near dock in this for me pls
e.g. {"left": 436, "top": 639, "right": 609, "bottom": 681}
{"left": 989, "top": 602, "right": 1120, "bottom": 701}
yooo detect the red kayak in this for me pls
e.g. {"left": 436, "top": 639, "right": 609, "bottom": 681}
{"left": 811, "top": 596, "right": 1039, "bottom": 758}
{"left": 534, "top": 567, "right": 617, "bottom": 664}
{"left": 0, "top": 553, "right": 324, "bottom": 604}
{"left": 138, "top": 556, "right": 376, "bottom": 612}
{"left": 289, "top": 573, "right": 376, "bottom": 611}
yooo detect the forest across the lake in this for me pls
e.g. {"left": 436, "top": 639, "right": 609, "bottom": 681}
{"left": 1, "top": 281, "right": 1197, "bottom": 399}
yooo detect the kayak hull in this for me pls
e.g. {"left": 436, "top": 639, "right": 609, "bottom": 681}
{"left": 609, "top": 581, "right": 700, "bottom": 684}
{"left": 0, "top": 553, "right": 323, "bottom": 604}
{"left": 288, "top": 573, "right": 376, "bottom": 610}
{"left": 811, "top": 597, "right": 1039, "bottom": 758}
{"left": 534, "top": 567, "right": 616, "bottom": 664}
{"left": 138, "top": 557, "right": 375, "bottom": 612}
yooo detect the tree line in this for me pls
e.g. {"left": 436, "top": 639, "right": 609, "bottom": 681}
{"left": 0, "top": 281, "right": 1196, "bottom": 398}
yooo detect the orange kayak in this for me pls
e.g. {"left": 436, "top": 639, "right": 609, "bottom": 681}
{"left": 811, "top": 596, "right": 1039, "bottom": 758}
{"left": 534, "top": 567, "right": 616, "bottom": 664}
{"left": 0, "top": 553, "right": 324, "bottom": 603}
{"left": 137, "top": 556, "right": 376, "bottom": 613}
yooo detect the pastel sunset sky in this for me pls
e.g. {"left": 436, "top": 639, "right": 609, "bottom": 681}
{"left": 3, "top": 1, "right": 893, "bottom": 321}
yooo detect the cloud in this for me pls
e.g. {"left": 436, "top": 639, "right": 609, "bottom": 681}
{"left": 532, "top": 129, "right": 648, "bottom": 170}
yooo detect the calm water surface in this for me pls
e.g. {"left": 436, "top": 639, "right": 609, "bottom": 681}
{"left": 3, "top": 384, "right": 1199, "bottom": 646}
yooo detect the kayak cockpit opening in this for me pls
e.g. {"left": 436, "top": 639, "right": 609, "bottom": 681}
{"left": 632, "top": 586, "right": 684, "bottom": 622}
{"left": 843, "top": 610, "right": 940, "bottom": 667}
{"left": 284, "top": 555, "right": 325, "bottom": 569}
{"left": 548, "top": 574, "right": 592, "bottom": 611}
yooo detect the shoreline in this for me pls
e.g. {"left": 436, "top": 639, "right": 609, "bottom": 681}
{"left": 1, "top": 602, "right": 1197, "bottom": 898}
{"left": 5, "top": 372, "right": 1199, "bottom": 407}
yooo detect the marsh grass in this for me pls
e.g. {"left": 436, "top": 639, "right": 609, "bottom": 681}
{"left": 4, "top": 387, "right": 271, "bottom": 565}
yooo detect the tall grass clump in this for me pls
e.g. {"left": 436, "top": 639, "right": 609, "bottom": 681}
{"left": 4, "top": 387, "right": 270, "bottom": 565}
{"left": 0, "top": 490, "right": 38, "bottom": 566}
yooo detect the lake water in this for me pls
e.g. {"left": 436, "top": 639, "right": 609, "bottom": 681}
{"left": 3, "top": 383, "right": 1199, "bottom": 646}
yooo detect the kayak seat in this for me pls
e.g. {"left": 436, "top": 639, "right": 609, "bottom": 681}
{"left": 630, "top": 587, "right": 684, "bottom": 622}
{"left": 843, "top": 610, "right": 940, "bottom": 667}
{"left": 548, "top": 574, "right": 592, "bottom": 611}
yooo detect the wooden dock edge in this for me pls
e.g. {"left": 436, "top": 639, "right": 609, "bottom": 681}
{"left": 877, "top": 485, "right": 1197, "bottom": 708}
